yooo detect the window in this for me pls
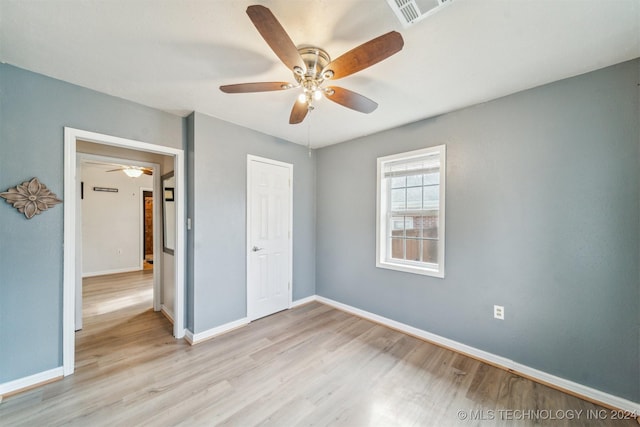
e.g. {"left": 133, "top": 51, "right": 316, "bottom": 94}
{"left": 376, "top": 145, "right": 445, "bottom": 277}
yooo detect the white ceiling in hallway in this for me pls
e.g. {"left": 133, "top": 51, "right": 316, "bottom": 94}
{"left": 1, "top": 0, "right": 638, "bottom": 147}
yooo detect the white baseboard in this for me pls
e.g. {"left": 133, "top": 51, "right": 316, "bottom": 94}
{"left": 184, "top": 317, "right": 250, "bottom": 345}
{"left": 161, "top": 304, "right": 174, "bottom": 324}
{"left": 291, "top": 295, "right": 316, "bottom": 308}
{"left": 82, "top": 266, "right": 141, "bottom": 278}
{"left": 315, "top": 295, "right": 640, "bottom": 415}
{"left": 185, "top": 295, "right": 316, "bottom": 344}
{"left": 0, "top": 367, "right": 63, "bottom": 397}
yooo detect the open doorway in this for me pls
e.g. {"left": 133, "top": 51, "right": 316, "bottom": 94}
{"left": 63, "top": 127, "right": 185, "bottom": 377}
{"left": 143, "top": 189, "right": 154, "bottom": 270}
{"left": 76, "top": 154, "right": 161, "bottom": 331}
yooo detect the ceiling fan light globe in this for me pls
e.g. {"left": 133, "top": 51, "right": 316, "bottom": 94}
{"left": 123, "top": 168, "right": 144, "bottom": 178}
{"left": 298, "top": 93, "right": 307, "bottom": 103}
{"left": 313, "top": 90, "right": 323, "bottom": 101}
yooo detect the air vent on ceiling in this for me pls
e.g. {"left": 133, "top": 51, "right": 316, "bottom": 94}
{"left": 386, "top": 0, "right": 453, "bottom": 28}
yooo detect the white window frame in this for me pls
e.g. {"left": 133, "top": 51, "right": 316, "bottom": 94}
{"left": 376, "top": 145, "right": 446, "bottom": 278}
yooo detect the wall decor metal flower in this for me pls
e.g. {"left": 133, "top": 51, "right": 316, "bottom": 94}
{"left": 1, "top": 177, "right": 63, "bottom": 219}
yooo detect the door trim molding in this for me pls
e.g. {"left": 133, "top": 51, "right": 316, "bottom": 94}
{"left": 63, "top": 127, "right": 186, "bottom": 377}
{"left": 246, "top": 155, "right": 293, "bottom": 321}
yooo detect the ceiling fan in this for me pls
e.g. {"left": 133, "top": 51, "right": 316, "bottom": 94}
{"left": 84, "top": 161, "right": 153, "bottom": 178}
{"left": 220, "top": 5, "right": 404, "bottom": 124}
{"left": 107, "top": 166, "right": 152, "bottom": 178}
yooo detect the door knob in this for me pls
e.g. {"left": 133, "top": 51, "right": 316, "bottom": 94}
{"left": 252, "top": 246, "right": 264, "bottom": 252}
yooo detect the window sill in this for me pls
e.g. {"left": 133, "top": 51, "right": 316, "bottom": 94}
{"left": 376, "top": 260, "right": 444, "bottom": 278}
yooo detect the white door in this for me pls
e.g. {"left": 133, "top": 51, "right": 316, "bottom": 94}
{"left": 247, "top": 156, "right": 292, "bottom": 321}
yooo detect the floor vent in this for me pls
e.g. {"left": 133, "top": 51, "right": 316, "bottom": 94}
{"left": 386, "top": 0, "right": 453, "bottom": 28}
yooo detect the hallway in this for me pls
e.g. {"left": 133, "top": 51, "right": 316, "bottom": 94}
{"left": 76, "top": 270, "right": 174, "bottom": 371}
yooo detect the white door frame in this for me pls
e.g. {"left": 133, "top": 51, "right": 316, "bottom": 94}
{"left": 63, "top": 127, "right": 186, "bottom": 377}
{"left": 246, "top": 155, "right": 293, "bottom": 320}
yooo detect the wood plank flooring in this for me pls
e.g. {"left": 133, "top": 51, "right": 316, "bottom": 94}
{"left": 0, "top": 271, "right": 635, "bottom": 426}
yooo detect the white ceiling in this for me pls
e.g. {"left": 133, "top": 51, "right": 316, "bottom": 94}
{"left": 1, "top": 0, "right": 638, "bottom": 147}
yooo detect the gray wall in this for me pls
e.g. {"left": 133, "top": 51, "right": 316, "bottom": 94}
{"left": 315, "top": 59, "right": 639, "bottom": 402}
{"left": 2, "top": 58, "right": 637, "bottom": 404}
{"left": 188, "top": 112, "right": 315, "bottom": 334}
{"left": 0, "top": 64, "right": 183, "bottom": 383}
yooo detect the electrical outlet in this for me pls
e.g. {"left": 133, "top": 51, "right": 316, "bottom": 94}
{"left": 494, "top": 305, "right": 504, "bottom": 320}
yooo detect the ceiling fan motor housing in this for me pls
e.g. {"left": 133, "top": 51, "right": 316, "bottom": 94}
{"left": 296, "top": 47, "right": 331, "bottom": 81}
{"left": 294, "top": 47, "right": 333, "bottom": 109}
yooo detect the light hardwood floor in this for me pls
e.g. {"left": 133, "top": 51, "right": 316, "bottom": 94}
{"left": 1, "top": 271, "right": 635, "bottom": 426}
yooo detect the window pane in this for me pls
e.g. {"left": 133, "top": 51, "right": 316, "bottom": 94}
{"left": 415, "top": 215, "right": 438, "bottom": 239}
{"left": 405, "top": 238, "right": 420, "bottom": 262}
{"left": 414, "top": 215, "right": 424, "bottom": 238}
{"left": 391, "top": 188, "right": 406, "bottom": 210}
{"left": 404, "top": 217, "right": 414, "bottom": 232}
{"left": 405, "top": 217, "right": 418, "bottom": 238}
{"left": 423, "top": 185, "right": 439, "bottom": 209}
{"left": 406, "top": 187, "right": 422, "bottom": 210}
{"left": 421, "top": 239, "right": 438, "bottom": 264}
{"left": 424, "top": 172, "right": 439, "bottom": 185}
{"left": 391, "top": 176, "right": 406, "bottom": 189}
{"left": 406, "top": 174, "right": 422, "bottom": 187}
{"left": 390, "top": 216, "right": 405, "bottom": 236}
{"left": 390, "top": 237, "right": 404, "bottom": 260}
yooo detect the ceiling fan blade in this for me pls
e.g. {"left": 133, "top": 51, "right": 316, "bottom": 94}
{"left": 85, "top": 161, "right": 114, "bottom": 166}
{"left": 142, "top": 169, "right": 153, "bottom": 175}
{"left": 106, "top": 168, "right": 124, "bottom": 172}
{"left": 220, "top": 82, "right": 293, "bottom": 93}
{"left": 246, "top": 5, "right": 305, "bottom": 72}
{"left": 323, "top": 31, "right": 404, "bottom": 80}
{"left": 325, "top": 86, "right": 378, "bottom": 114}
{"left": 289, "top": 100, "right": 309, "bottom": 124}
